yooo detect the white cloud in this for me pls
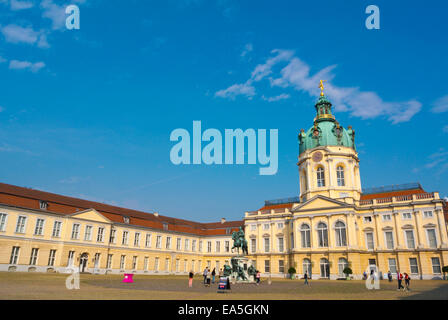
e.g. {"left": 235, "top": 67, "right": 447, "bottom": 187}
{"left": 216, "top": 49, "right": 422, "bottom": 123}
{"left": 240, "top": 43, "right": 253, "bottom": 57}
{"left": 9, "top": 59, "right": 45, "bottom": 72}
{"left": 40, "top": 0, "right": 67, "bottom": 30}
{"left": 431, "top": 95, "right": 448, "bottom": 113}
{"left": 10, "top": 0, "right": 34, "bottom": 10}
{"left": 262, "top": 93, "right": 290, "bottom": 102}
{"left": 1, "top": 24, "right": 49, "bottom": 48}
{"left": 215, "top": 81, "right": 255, "bottom": 100}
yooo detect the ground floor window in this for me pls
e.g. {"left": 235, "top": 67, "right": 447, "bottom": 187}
{"left": 303, "top": 259, "right": 312, "bottom": 278}
{"left": 120, "top": 255, "right": 126, "bottom": 270}
{"left": 29, "top": 248, "right": 39, "bottom": 265}
{"left": 320, "top": 258, "right": 330, "bottom": 278}
{"left": 154, "top": 257, "right": 159, "bottom": 271}
{"left": 388, "top": 258, "right": 397, "bottom": 274}
{"left": 67, "top": 251, "right": 75, "bottom": 267}
{"left": 264, "top": 260, "right": 270, "bottom": 273}
{"left": 165, "top": 258, "right": 170, "bottom": 272}
{"left": 107, "top": 254, "right": 113, "bottom": 269}
{"left": 338, "top": 258, "right": 348, "bottom": 277}
{"left": 431, "top": 257, "right": 441, "bottom": 274}
{"left": 10, "top": 246, "right": 20, "bottom": 265}
{"left": 409, "top": 258, "right": 419, "bottom": 274}
{"left": 94, "top": 253, "right": 101, "bottom": 269}
{"left": 48, "top": 250, "right": 56, "bottom": 266}
{"left": 144, "top": 257, "right": 148, "bottom": 271}
{"left": 132, "top": 256, "right": 137, "bottom": 270}
{"left": 279, "top": 260, "right": 284, "bottom": 273}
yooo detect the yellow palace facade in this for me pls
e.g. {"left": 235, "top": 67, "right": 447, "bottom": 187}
{"left": 244, "top": 89, "right": 448, "bottom": 280}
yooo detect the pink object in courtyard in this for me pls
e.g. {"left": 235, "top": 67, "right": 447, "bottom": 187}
{"left": 122, "top": 273, "right": 134, "bottom": 283}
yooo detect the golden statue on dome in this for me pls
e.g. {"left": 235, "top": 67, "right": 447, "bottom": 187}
{"left": 319, "top": 80, "right": 326, "bottom": 96}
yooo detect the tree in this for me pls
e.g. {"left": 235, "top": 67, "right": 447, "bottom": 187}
{"left": 288, "top": 267, "right": 296, "bottom": 279}
{"left": 343, "top": 267, "right": 353, "bottom": 280}
{"left": 442, "top": 266, "right": 448, "bottom": 280}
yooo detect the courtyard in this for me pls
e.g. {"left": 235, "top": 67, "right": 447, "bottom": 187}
{"left": 0, "top": 272, "right": 447, "bottom": 300}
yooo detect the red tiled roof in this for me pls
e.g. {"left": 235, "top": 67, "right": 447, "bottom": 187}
{"left": 258, "top": 203, "right": 294, "bottom": 211}
{"left": 360, "top": 188, "right": 426, "bottom": 200}
{"left": 0, "top": 182, "right": 243, "bottom": 236}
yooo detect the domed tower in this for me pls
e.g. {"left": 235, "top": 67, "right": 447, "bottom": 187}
{"left": 297, "top": 81, "right": 362, "bottom": 202}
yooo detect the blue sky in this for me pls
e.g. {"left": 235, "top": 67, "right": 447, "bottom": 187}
{"left": 0, "top": 0, "right": 447, "bottom": 222}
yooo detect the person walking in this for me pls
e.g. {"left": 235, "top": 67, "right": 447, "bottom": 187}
{"left": 211, "top": 268, "right": 216, "bottom": 284}
{"left": 203, "top": 267, "right": 208, "bottom": 285}
{"left": 255, "top": 270, "right": 261, "bottom": 285}
{"left": 397, "top": 272, "right": 404, "bottom": 291}
{"left": 404, "top": 273, "right": 411, "bottom": 291}
{"left": 304, "top": 271, "right": 309, "bottom": 286}
{"left": 387, "top": 271, "right": 392, "bottom": 282}
{"left": 206, "top": 270, "right": 211, "bottom": 287}
{"left": 188, "top": 270, "right": 194, "bottom": 288}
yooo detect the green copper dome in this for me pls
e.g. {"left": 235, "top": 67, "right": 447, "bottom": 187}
{"left": 298, "top": 95, "right": 355, "bottom": 155}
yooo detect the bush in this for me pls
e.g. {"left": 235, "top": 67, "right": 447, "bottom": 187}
{"left": 343, "top": 267, "right": 353, "bottom": 277}
{"left": 442, "top": 266, "right": 448, "bottom": 273}
{"left": 287, "top": 267, "right": 296, "bottom": 279}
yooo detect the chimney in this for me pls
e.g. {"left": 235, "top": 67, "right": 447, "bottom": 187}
{"left": 154, "top": 212, "right": 159, "bottom": 217}
{"left": 221, "top": 218, "right": 226, "bottom": 224}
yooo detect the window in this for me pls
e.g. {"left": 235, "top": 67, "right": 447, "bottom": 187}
{"left": 215, "top": 241, "right": 220, "bottom": 253}
{"left": 144, "top": 257, "right": 149, "bottom": 271}
{"left": 388, "top": 258, "right": 397, "bottom": 274}
{"left": 300, "top": 224, "right": 311, "bottom": 248}
{"left": 303, "top": 259, "right": 312, "bottom": 277}
{"left": 365, "top": 232, "right": 374, "bottom": 250}
{"left": 10, "top": 246, "right": 20, "bottom": 264}
{"left": 15, "top": 216, "right": 27, "bottom": 233}
{"left": 335, "top": 221, "right": 347, "bottom": 247}
{"left": 0, "top": 213, "right": 7, "bottom": 231}
{"left": 338, "top": 258, "right": 349, "bottom": 277}
{"left": 264, "top": 237, "right": 270, "bottom": 252}
{"left": 165, "top": 258, "right": 170, "bottom": 271}
{"left": 385, "top": 231, "right": 394, "bottom": 249}
{"left": 109, "top": 229, "right": 116, "bottom": 243}
{"left": 215, "top": 260, "right": 219, "bottom": 271}
{"left": 132, "top": 256, "right": 137, "bottom": 270}
{"left": 185, "top": 239, "right": 190, "bottom": 251}
{"left": 207, "top": 241, "right": 212, "bottom": 253}
{"left": 277, "top": 223, "right": 284, "bottom": 229}
{"left": 163, "top": 223, "right": 168, "bottom": 231}
{"left": 402, "top": 212, "right": 412, "bottom": 220}
{"left": 431, "top": 257, "right": 441, "bottom": 274}
{"left": 134, "top": 232, "right": 140, "bottom": 246}
{"left": 336, "top": 166, "right": 345, "bottom": 186}
{"left": 39, "top": 200, "right": 48, "bottom": 210}
{"left": 145, "top": 234, "right": 151, "bottom": 247}
{"left": 84, "top": 225, "right": 92, "bottom": 241}
{"left": 264, "top": 260, "right": 270, "bottom": 273}
{"left": 279, "top": 260, "right": 285, "bottom": 273}
{"left": 382, "top": 214, "right": 391, "bottom": 221}
{"left": 97, "top": 227, "right": 104, "bottom": 242}
{"left": 199, "top": 241, "right": 203, "bottom": 252}
{"left": 423, "top": 211, "right": 433, "bottom": 218}
{"left": 154, "top": 257, "right": 159, "bottom": 271}
{"left": 176, "top": 238, "right": 182, "bottom": 251}
{"left": 317, "top": 167, "right": 325, "bottom": 187}
{"left": 156, "top": 235, "right": 162, "bottom": 248}
{"left": 107, "top": 254, "right": 113, "bottom": 269}
{"left": 317, "top": 222, "right": 328, "bottom": 247}
{"left": 34, "top": 218, "right": 45, "bottom": 235}
{"left": 94, "top": 253, "right": 101, "bottom": 269}
{"left": 290, "top": 232, "right": 294, "bottom": 249}
{"left": 52, "top": 221, "right": 62, "bottom": 237}
{"left": 48, "top": 249, "right": 56, "bottom": 266}
{"left": 405, "top": 230, "right": 415, "bottom": 249}
{"left": 29, "top": 248, "right": 39, "bottom": 265}
{"left": 427, "top": 229, "right": 438, "bottom": 248}
{"left": 67, "top": 251, "right": 75, "bottom": 267}
{"left": 123, "top": 216, "right": 130, "bottom": 224}
{"left": 409, "top": 258, "right": 419, "bottom": 274}
{"left": 277, "top": 237, "right": 284, "bottom": 252}
{"left": 251, "top": 239, "right": 256, "bottom": 253}
{"left": 320, "top": 258, "right": 330, "bottom": 278}
{"left": 225, "top": 241, "right": 230, "bottom": 252}
{"left": 250, "top": 224, "right": 256, "bottom": 231}
{"left": 166, "top": 237, "right": 171, "bottom": 249}
{"left": 71, "top": 223, "right": 80, "bottom": 239}
{"left": 192, "top": 240, "right": 197, "bottom": 251}
{"left": 364, "top": 216, "right": 372, "bottom": 223}
{"left": 192, "top": 260, "right": 195, "bottom": 272}
{"left": 263, "top": 224, "right": 269, "bottom": 230}
{"left": 122, "top": 231, "right": 129, "bottom": 245}
{"left": 120, "top": 255, "right": 126, "bottom": 270}
{"left": 175, "top": 259, "right": 180, "bottom": 272}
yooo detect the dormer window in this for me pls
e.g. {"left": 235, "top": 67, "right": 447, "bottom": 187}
{"left": 39, "top": 201, "right": 48, "bottom": 210}
{"left": 123, "top": 216, "right": 130, "bottom": 224}
{"left": 163, "top": 223, "right": 168, "bottom": 231}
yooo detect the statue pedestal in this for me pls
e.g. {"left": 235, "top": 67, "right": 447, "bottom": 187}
{"left": 230, "top": 256, "right": 256, "bottom": 283}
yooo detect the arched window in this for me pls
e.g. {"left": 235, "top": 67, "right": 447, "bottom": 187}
{"left": 317, "top": 167, "right": 325, "bottom": 187}
{"left": 300, "top": 224, "right": 311, "bottom": 248}
{"left": 338, "top": 258, "right": 349, "bottom": 277}
{"left": 336, "top": 166, "right": 345, "bottom": 186}
{"left": 317, "top": 222, "right": 328, "bottom": 247}
{"left": 320, "top": 258, "right": 330, "bottom": 278}
{"left": 303, "top": 258, "right": 312, "bottom": 278}
{"left": 335, "top": 221, "right": 347, "bottom": 247}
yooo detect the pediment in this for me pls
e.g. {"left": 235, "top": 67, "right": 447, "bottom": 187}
{"left": 69, "top": 208, "right": 112, "bottom": 224}
{"left": 292, "top": 195, "right": 351, "bottom": 212}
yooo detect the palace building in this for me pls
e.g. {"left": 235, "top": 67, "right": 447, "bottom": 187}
{"left": 0, "top": 85, "right": 447, "bottom": 280}
{"left": 244, "top": 87, "right": 448, "bottom": 280}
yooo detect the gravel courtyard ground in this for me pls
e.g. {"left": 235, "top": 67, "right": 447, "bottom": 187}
{"left": 0, "top": 272, "right": 447, "bottom": 300}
